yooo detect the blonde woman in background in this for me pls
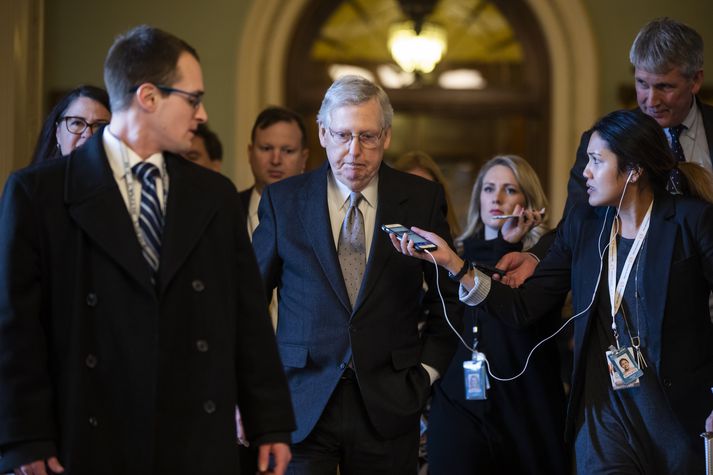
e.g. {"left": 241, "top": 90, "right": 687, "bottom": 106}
{"left": 426, "top": 155, "right": 568, "bottom": 475}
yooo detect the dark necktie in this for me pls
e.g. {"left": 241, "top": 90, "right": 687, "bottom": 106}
{"left": 132, "top": 162, "right": 164, "bottom": 272}
{"left": 666, "top": 125, "right": 687, "bottom": 195}
{"left": 338, "top": 192, "right": 365, "bottom": 307}
{"left": 669, "top": 124, "right": 687, "bottom": 162}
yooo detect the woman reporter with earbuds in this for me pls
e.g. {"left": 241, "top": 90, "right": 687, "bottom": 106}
{"left": 391, "top": 110, "right": 713, "bottom": 474}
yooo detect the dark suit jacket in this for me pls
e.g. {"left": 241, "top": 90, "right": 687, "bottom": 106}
{"left": 482, "top": 191, "right": 713, "bottom": 447}
{"left": 252, "top": 161, "right": 462, "bottom": 443}
{"left": 0, "top": 132, "right": 295, "bottom": 474}
{"left": 239, "top": 186, "right": 253, "bottom": 214}
{"left": 565, "top": 99, "right": 713, "bottom": 216}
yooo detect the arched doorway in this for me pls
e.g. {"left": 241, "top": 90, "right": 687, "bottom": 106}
{"left": 233, "top": 0, "right": 598, "bottom": 221}
{"left": 285, "top": 0, "right": 550, "bottom": 228}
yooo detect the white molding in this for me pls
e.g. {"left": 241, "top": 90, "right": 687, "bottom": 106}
{"left": 0, "top": 0, "right": 44, "bottom": 187}
{"left": 233, "top": 0, "right": 309, "bottom": 189}
{"left": 526, "top": 0, "right": 598, "bottom": 220}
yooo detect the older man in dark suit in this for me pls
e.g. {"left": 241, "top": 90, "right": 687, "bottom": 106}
{"left": 252, "top": 75, "right": 462, "bottom": 474}
{"left": 0, "top": 25, "right": 294, "bottom": 475}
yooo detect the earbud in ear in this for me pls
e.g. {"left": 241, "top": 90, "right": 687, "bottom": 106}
{"left": 627, "top": 170, "right": 634, "bottom": 183}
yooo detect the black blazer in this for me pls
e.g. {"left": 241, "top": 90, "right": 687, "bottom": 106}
{"left": 482, "top": 192, "right": 713, "bottom": 446}
{"left": 252, "top": 161, "right": 463, "bottom": 443}
{"left": 565, "top": 99, "right": 713, "bottom": 216}
{"left": 0, "top": 132, "right": 295, "bottom": 473}
{"left": 239, "top": 186, "right": 253, "bottom": 214}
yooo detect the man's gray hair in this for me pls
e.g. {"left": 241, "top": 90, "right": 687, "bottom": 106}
{"left": 317, "top": 75, "right": 394, "bottom": 129}
{"left": 629, "top": 17, "right": 703, "bottom": 79}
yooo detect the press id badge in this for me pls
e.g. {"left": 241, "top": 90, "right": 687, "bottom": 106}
{"left": 463, "top": 352, "right": 489, "bottom": 400}
{"left": 606, "top": 346, "right": 643, "bottom": 390}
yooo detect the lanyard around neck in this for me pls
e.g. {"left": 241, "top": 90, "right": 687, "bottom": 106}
{"left": 607, "top": 200, "right": 653, "bottom": 323}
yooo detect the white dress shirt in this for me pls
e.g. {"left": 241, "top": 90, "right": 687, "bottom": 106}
{"left": 327, "top": 171, "right": 378, "bottom": 259}
{"left": 666, "top": 99, "right": 712, "bottom": 173}
{"left": 103, "top": 127, "right": 168, "bottom": 214}
{"left": 246, "top": 187, "right": 261, "bottom": 238}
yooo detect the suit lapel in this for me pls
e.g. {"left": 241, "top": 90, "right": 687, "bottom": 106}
{"left": 352, "top": 164, "right": 404, "bottom": 313}
{"left": 65, "top": 132, "right": 154, "bottom": 292}
{"left": 641, "top": 195, "right": 676, "bottom": 369}
{"left": 698, "top": 98, "right": 713, "bottom": 169}
{"left": 157, "top": 155, "right": 219, "bottom": 295}
{"left": 299, "top": 163, "right": 352, "bottom": 312}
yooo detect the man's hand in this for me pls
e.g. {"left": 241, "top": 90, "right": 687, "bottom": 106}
{"left": 14, "top": 457, "right": 64, "bottom": 475}
{"left": 257, "top": 442, "right": 291, "bottom": 475}
{"left": 706, "top": 409, "right": 713, "bottom": 433}
{"left": 494, "top": 251, "right": 538, "bottom": 288}
{"left": 501, "top": 205, "right": 544, "bottom": 244}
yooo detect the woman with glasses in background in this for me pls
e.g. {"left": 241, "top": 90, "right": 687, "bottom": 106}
{"left": 31, "top": 85, "right": 111, "bottom": 164}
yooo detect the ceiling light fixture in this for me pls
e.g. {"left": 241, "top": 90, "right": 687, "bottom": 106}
{"left": 388, "top": 21, "right": 447, "bottom": 74}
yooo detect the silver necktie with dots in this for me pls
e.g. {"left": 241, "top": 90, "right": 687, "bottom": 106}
{"left": 338, "top": 192, "right": 366, "bottom": 307}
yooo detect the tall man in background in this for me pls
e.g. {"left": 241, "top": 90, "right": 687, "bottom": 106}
{"left": 252, "top": 75, "right": 462, "bottom": 474}
{"left": 0, "top": 25, "right": 294, "bottom": 475}
{"left": 567, "top": 17, "right": 711, "bottom": 212}
{"left": 240, "top": 106, "right": 309, "bottom": 238}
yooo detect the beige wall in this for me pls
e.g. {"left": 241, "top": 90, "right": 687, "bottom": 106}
{"left": 0, "top": 0, "right": 43, "bottom": 185}
{"left": 43, "top": 0, "right": 251, "bottom": 181}
{"left": 2, "top": 0, "right": 711, "bottom": 193}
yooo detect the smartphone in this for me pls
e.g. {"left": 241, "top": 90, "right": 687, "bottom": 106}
{"left": 381, "top": 224, "right": 437, "bottom": 251}
{"left": 492, "top": 208, "right": 546, "bottom": 220}
{"left": 474, "top": 263, "right": 506, "bottom": 277}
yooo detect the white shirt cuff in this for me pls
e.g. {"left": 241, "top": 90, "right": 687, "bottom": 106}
{"left": 458, "top": 269, "right": 491, "bottom": 306}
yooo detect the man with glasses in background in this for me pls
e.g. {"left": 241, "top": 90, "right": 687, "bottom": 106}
{"left": 0, "top": 25, "right": 294, "bottom": 475}
{"left": 252, "top": 75, "right": 462, "bottom": 474}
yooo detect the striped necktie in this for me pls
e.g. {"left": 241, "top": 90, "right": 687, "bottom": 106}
{"left": 132, "top": 162, "right": 164, "bottom": 272}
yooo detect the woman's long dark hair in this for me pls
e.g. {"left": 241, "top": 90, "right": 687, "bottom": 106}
{"left": 591, "top": 110, "right": 674, "bottom": 191}
{"left": 591, "top": 109, "right": 713, "bottom": 203}
{"left": 31, "top": 85, "right": 110, "bottom": 165}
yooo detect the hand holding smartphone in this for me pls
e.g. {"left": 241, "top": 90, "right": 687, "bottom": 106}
{"left": 474, "top": 263, "right": 506, "bottom": 278}
{"left": 381, "top": 224, "right": 437, "bottom": 251}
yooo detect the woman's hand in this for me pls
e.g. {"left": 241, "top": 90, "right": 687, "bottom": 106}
{"left": 388, "top": 227, "right": 463, "bottom": 275}
{"left": 501, "top": 205, "right": 545, "bottom": 244}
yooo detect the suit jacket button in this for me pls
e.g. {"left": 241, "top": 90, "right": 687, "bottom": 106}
{"left": 663, "top": 378, "right": 672, "bottom": 388}
{"left": 196, "top": 340, "right": 209, "bottom": 352}
{"left": 192, "top": 280, "right": 205, "bottom": 292}
{"left": 85, "top": 354, "right": 98, "bottom": 368}
{"left": 88, "top": 416, "right": 99, "bottom": 427}
{"left": 203, "top": 400, "right": 216, "bottom": 414}
{"left": 86, "top": 293, "right": 98, "bottom": 307}
{"left": 339, "top": 363, "right": 346, "bottom": 370}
